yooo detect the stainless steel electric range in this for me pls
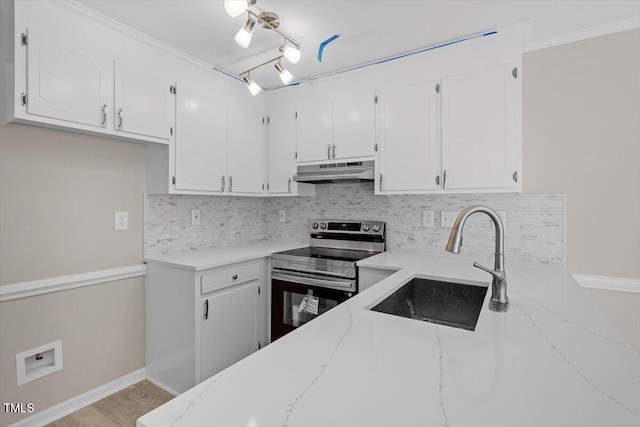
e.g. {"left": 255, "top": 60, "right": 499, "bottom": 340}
{"left": 271, "top": 220, "right": 386, "bottom": 341}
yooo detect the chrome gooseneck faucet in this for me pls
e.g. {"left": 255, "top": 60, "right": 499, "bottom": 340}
{"left": 445, "top": 205, "right": 509, "bottom": 312}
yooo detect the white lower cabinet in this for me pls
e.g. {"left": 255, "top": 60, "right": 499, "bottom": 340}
{"left": 146, "top": 259, "right": 267, "bottom": 394}
{"left": 201, "top": 281, "right": 259, "bottom": 382}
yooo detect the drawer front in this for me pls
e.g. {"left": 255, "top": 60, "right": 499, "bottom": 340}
{"left": 201, "top": 263, "right": 260, "bottom": 294}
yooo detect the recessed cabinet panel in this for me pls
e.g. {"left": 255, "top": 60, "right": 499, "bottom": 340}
{"left": 175, "top": 84, "right": 226, "bottom": 192}
{"left": 267, "top": 101, "right": 296, "bottom": 194}
{"left": 378, "top": 81, "right": 439, "bottom": 193}
{"left": 114, "top": 62, "right": 174, "bottom": 140}
{"left": 201, "top": 282, "right": 259, "bottom": 382}
{"left": 26, "top": 30, "right": 112, "bottom": 128}
{"left": 295, "top": 98, "right": 332, "bottom": 163}
{"left": 332, "top": 92, "right": 376, "bottom": 160}
{"left": 441, "top": 64, "right": 515, "bottom": 190}
{"left": 227, "top": 98, "right": 265, "bottom": 194}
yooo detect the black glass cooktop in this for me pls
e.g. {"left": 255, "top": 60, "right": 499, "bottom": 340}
{"left": 274, "top": 247, "right": 378, "bottom": 262}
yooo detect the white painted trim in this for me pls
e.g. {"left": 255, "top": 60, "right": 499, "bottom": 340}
{"left": 145, "top": 375, "right": 180, "bottom": 397}
{"left": 0, "top": 264, "right": 147, "bottom": 302}
{"left": 526, "top": 17, "right": 640, "bottom": 52}
{"left": 8, "top": 368, "right": 147, "bottom": 427}
{"left": 574, "top": 274, "right": 640, "bottom": 294}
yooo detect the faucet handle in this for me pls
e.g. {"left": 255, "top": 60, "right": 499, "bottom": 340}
{"left": 473, "top": 262, "right": 504, "bottom": 280}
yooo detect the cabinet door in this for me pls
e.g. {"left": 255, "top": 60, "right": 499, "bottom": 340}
{"left": 378, "top": 81, "right": 439, "bottom": 193}
{"left": 267, "top": 101, "right": 296, "bottom": 194}
{"left": 295, "top": 98, "right": 332, "bottom": 163}
{"left": 201, "top": 282, "right": 259, "bottom": 382}
{"left": 175, "top": 84, "right": 226, "bottom": 192}
{"left": 332, "top": 92, "right": 376, "bottom": 160}
{"left": 26, "top": 30, "right": 112, "bottom": 128}
{"left": 227, "top": 98, "right": 265, "bottom": 194}
{"left": 441, "top": 64, "right": 516, "bottom": 190}
{"left": 114, "top": 62, "right": 174, "bottom": 141}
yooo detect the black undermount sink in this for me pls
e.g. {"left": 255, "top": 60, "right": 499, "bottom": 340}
{"left": 370, "top": 277, "right": 488, "bottom": 331}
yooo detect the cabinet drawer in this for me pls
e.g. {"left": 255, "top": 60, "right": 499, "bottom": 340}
{"left": 201, "top": 263, "right": 260, "bottom": 294}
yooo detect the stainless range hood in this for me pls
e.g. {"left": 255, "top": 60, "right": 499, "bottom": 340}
{"left": 293, "top": 161, "right": 374, "bottom": 184}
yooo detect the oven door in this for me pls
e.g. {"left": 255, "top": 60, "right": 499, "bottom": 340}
{"left": 271, "top": 271, "right": 354, "bottom": 341}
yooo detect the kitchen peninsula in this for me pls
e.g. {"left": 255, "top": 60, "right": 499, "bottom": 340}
{"left": 138, "top": 250, "right": 640, "bottom": 427}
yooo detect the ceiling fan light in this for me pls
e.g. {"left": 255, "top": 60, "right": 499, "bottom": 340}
{"left": 224, "top": 0, "right": 249, "bottom": 18}
{"left": 234, "top": 18, "right": 255, "bottom": 48}
{"left": 280, "top": 45, "right": 301, "bottom": 64}
{"left": 274, "top": 62, "right": 294, "bottom": 85}
{"left": 243, "top": 76, "right": 262, "bottom": 96}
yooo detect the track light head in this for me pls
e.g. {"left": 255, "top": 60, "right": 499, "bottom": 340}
{"left": 243, "top": 75, "right": 262, "bottom": 96}
{"left": 280, "top": 44, "right": 301, "bottom": 64}
{"left": 224, "top": 0, "right": 251, "bottom": 18}
{"left": 274, "top": 62, "right": 294, "bottom": 85}
{"left": 235, "top": 18, "right": 255, "bottom": 48}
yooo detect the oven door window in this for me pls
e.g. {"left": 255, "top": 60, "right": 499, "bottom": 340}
{"left": 283, "top": 291, "right": 338, "bottom": 328}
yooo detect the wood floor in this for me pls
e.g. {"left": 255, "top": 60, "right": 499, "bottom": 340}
{"left": 48, "top": 380, "right": 174, "bottom": 427}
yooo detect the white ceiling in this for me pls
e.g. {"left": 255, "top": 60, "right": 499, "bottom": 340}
{"left": 75, "top": 0, "right": 640, "bottom": 88}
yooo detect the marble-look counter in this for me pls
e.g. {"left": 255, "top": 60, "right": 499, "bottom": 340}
{"left": 138, "top": 250, "right": 640, "bottom": 427}
{"left": 143, "top": 241, "right": 305, "bottom": 271}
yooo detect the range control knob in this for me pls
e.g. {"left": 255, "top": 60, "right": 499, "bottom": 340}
{"left": 320, "top": 222, "right": 327, "bottom": 230}
{"left": 362, "top": 224, "right": 371, "bottom": 232}
{"left": 372, "top": 224, "right": 381, "bottom": 232}
{"left": 311, "top": 222, "right": 319, "bottom": 229}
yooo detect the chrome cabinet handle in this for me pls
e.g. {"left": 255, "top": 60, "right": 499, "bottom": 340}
{"left": 332, "top": 144, "right": 336, "bottom": 159}
{"left": 204, "top": 299, "right": 209, "bottom": 320}
{"left": 435, "top": 175, "right": 440, "bottom": 186}
{"left": 228, "top": 176, "right": 233, "bottom": 192}
{"left": 117, "top": 108, "right": 123, "bottom": 130}
{"left": 379, "top": 173, "right": 383, "bottom": 191}
{"left": 101, "top": 104, "right": 107, "bottom": 127}
{"left": 232, "top": 274, "right": 238, "bottom": 280}
{"left": 443, "top": 170, "right": 447, "bottom": 190}
{"left": 221, "top": 176, "right": 225, "bottom": 191}
{"left": 288, "top": 178, "right": 292, "bottom": 193}
{"left": 327, "top": 144, "right": 331, "bottom": 160}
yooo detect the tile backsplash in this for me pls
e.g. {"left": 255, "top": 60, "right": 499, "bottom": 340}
{"left": 145, "top": 183, "right": 564, "bottom": 264}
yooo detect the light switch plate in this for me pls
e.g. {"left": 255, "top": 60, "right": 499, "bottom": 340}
{"left": 191, "top": 210, "right": 201, "bottom": 225}
{"left": 422, "top": 211, "right": 434, "bottom": 227}
{"left": 278, "top": 210, "right": 287, "bottom": 223}
{"left": 441, "top": 211, "right": 459, "bottom": 228}
{"left": 114, "top": 211, "right": 128, "bottom": 231}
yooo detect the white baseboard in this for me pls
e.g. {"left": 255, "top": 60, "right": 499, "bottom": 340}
{"left": 526, "top": 16, "right": 640, "bottom": 52}
{"left": 145, "top": 376, "right": 180, "bottom": 397}
{"left": 0, "top": 264, "right": 147, "bottom": 302}
{"left": 8, "top": 368, "right": 147, "bottom": 427}
{"left": 574, "top": 273, "right": 640, "bottom": 294}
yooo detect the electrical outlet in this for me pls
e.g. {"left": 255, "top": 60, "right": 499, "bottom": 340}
{"left": 422, "top": 211, "right": 434, "bottom": 227}
{"left": 191, "top": 210, "right": 201, "bottom": 225}
{"left": 278, "top": 210, "right": 287, "bottom": 223}
{"left": 114, "top": 211, "right": 128, "bottom": 231}
{"left": 441, "top": 211, "right": 459, "bottom": 228}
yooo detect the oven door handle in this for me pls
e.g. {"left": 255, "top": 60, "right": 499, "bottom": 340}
{"left": 272, "top": 271, "right": 354, "bottom": 290}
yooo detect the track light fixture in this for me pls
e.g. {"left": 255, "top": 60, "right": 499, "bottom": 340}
{"left": 274, "top": 61, "right": 294, "bottom": 85}
{"left": 242, "top": 74, "right": 263, "bottom": 96}
{"left": 234, "top": 17, "right": 255, "bottom": 48}
{"left": 224, "top": 0, "right": 301, "bottom": 91}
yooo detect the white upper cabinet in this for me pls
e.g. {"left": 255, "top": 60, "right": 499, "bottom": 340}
{"left": 377, "top": 80, "right": 440, "bottom": 194}
{"left": 174, "top": 83, "right": 227, "bottom": 193}
{"left": 114, "top": 62, "right": 175, "bottom": 141}
{"left": 26, "top": 30, "right": 113, "bottom": 129}
{"left": 295, "top": 95, "right": 332, "bottom": 163}
{"left": 332, "top": 92, "right": 377, "bottom": 160}
{"left": 227, "top": 97, "right": 266, "bottom": 195}
{"left": 267, "top": 99, "right": 296, "bottom": 194}
{"left": 441, "top": 64, "right": 518, "bottom": 191}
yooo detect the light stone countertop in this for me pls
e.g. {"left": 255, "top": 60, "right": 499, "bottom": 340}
{"left": 138, "top": 249, "right": 640, "bottom": 427}
{"left": 143, "top": 241, "right": 306, "bottom": 271}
